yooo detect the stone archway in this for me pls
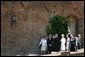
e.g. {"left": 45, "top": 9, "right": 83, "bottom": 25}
{"left": 67, "top": 15, "right": 77, "bottom": 35}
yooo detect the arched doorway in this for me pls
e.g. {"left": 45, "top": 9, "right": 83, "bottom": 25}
{"left": 67, "top": 15, "right": 77, "bottom": 35}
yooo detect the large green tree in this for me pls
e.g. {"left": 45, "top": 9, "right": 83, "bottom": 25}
{"left": 46, "top": 15, "right": 68, "bottom": 38}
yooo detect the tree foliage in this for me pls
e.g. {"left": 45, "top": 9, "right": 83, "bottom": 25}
{"left": 46, "top": 15, "right": 68, "bottom": 38}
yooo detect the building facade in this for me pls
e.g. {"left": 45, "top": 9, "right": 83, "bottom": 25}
{"left": 1, "top": 1, "right": 84, "bottom": 55}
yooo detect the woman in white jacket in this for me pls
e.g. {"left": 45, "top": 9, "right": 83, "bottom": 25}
{"left": 66, "top": 34, "right": 70, "bottom": 52}
{"left": 60, "top": 34, "right": 66, "bottom": 51}
{"left": 39, "top": 37, "right": 47, "bottom": 55}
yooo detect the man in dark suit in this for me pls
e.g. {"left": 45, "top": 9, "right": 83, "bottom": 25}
{"left": 52, "top": 34, "right": 60, "bottom": 51}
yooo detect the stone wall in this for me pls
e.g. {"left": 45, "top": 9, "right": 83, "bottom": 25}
{"left": 1, "top": 1, "right": 84, "bottom": 55}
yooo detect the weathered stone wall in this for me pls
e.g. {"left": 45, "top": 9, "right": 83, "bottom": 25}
{"left": 1, "top": 1, "right": 84, "bottom": 55}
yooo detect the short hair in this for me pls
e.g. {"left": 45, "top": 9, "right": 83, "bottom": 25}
{"left": 78, "top": 34, "right": 81, "bottom": 37}
{"left": 68, "top": 34, "right": 71, "bottom": 38}
{"left": 49, "top": 34, "right": 52, "bottom": 37}
{"left": 72, "top": 34, "right": 75, "bottom": 36}
{"left": 61, "top": 34, "right": 64, "bottom": 36}
{"left": 78, "top": 34, "right": 81, "bottom": 36}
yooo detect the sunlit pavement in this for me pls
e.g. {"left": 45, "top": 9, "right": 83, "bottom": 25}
{"left": 42, "top": 48, "right": 84, "bottom": 56}
{"left": 16, "top": 48, "right": 84, "bottom": 56}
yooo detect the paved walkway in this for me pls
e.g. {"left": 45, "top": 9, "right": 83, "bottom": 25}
{"left": 41, "top": 49, "right": 84, "bottom": 56}
{"left": 16, "top": 48, "right": 84, "bottom": 56}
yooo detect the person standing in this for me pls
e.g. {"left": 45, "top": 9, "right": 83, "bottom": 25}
{"left": 39, "top": 36, "right": 47, "bottom": 55}
{"left": 75, "top": 36, "right": 79, "bottom": 51}
{"left": 47, "top": 34, "right": 53, "bottom": 54}
{"left": 55, "top": 34, "right": 60, "bottom": 51}
{"left": 60, "top": 34, "right": 66, "bottom": 51}
{"left": 70, "top": 34, "right": 76, "bottom": 51}
{"left": 52, "top": 35, "right": 56, "bottom": 51}
{"left": 78, "top": 34, "right": 82, "bottom": 49}
{"left": 66, "top": 34, "right": 70, "bottom": 52}
{"left": 52, "top": 35, "right": 59, "bottom": 51}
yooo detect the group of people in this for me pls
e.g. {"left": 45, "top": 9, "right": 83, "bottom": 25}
{"left": 39, "top": 33, "right": 82, "bottom": 55}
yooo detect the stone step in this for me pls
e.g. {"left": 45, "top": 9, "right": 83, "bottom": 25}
{"left": 1, "top": 49, "right": 84, "bottom": 56}
{"left": 16, "top": 54, "right": 40, "bottom": 56}
{"left": 41, "top": 48, "right": 84, "bottom": 56}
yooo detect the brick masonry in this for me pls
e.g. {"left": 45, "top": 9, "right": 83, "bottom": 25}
{"left": 1, "top": 1, "right": 84, "bottom": 55}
